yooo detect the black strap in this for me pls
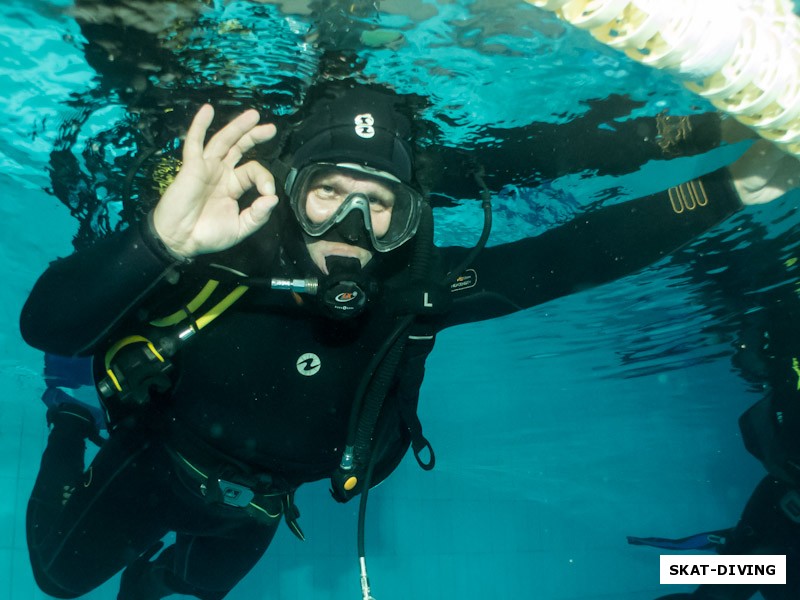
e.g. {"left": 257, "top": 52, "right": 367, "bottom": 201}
{"left": 282, "top": 492, "right": 305, "bottom": 541}
{"left": 402, "top": 401, "right": 435, "bottom": 471}
{"left": 397, "top": 325, "right": 437, "bottom": 471}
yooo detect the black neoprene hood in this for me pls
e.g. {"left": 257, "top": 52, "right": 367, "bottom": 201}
{"left": 288, "top": 85, "right": 415, "bottom": 185}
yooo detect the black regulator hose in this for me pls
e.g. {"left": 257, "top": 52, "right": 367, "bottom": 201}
{"left": 346, "top": 203, "right": 436, "bottom": 599}
{"left": 445, "top": 169, "right": 493, "bottom": 285}
{"left": 410, "top": 202, "right": 434, "bottom": 279}
{"left": 349, "top": 187, "right": 491, "bottom": 600}
{"left": 356, "top": 424, "right": 382, "bottom": 600}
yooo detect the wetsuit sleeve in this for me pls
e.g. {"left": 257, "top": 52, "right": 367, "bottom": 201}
{"left": 423, "top": 107, "right": 723, "bottom": 200}
{"left": 20, "top": 218, "right": 186, "bottom": 356}
{"left": 439, "top": 167, "right": 743, "bottom": 327}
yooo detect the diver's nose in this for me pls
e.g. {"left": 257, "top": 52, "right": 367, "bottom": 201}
{"left": 337, "top": 209, "right": 369, "bottom": 244}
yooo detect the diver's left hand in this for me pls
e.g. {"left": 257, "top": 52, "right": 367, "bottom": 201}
{"left": 729, "top": 139, "right": 800, "bottom": 205}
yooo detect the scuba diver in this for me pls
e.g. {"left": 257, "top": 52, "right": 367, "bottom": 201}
{"left": 629, "top": 219, "right": 800, "bottom": 600}
{"left": 20, "top": 79, "right": 797, "bottom": 600}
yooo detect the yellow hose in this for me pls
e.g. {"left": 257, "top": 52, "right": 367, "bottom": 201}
{"left": 149, "top": 280, "right": 220, "bottom": 327}
{"left": 194, "top": 285, "right": 249, "bottom": 331}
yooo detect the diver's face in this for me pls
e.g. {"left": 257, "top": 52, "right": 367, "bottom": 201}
{"left": 303, "top": 171, "right": 396, "bottom": 274}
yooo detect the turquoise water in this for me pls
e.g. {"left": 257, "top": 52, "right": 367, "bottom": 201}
{"left": 2, "top": 1, "right": 799, "bottom": 599}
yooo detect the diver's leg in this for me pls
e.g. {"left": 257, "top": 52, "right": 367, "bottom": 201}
{"left": 120, "top": 509, "right": 281, "bottom": 600}
{"left": 27, "top": 408, "right": 173, "bottom": 597}
{"left": 726, "top": 477, "right": 800, "bottom": 600}
{"left": 27, "top": 405, "right": 104, "bottom": 598}
{"left": 657, "top": 477, "right": 799, "bottom": 600}
{"left": 171, "top": 519, "right": 280, "bottom": 599}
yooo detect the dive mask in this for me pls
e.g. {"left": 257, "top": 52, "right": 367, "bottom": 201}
{"left": 285, "top": 162, "right": 423, "bottom": 253}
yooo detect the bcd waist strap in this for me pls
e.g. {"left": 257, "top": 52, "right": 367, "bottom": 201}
{"left": 166, "top": 424, "right": 304, "bottom": 541}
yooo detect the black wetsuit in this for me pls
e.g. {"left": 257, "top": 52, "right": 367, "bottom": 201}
{"left": 21, "top": 169, "right": 742, "bottom": 599}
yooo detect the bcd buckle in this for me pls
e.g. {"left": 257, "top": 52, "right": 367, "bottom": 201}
{"left": 216, "top": 479, "right": 255, "bottom": 508}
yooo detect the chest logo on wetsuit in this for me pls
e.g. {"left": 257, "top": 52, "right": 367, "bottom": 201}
{"left": 450, "top": 268, "right": 477, "bottom": 292}
{"left": 296, "top": 353, "right": 322, "bottom": 376}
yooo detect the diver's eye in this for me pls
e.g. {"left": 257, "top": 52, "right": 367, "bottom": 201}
{"left": 367, "top": 194, "right": 395, "bottom": 210}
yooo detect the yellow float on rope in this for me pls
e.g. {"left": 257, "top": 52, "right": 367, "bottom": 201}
{"left": 527, "top": 0, "right": 800, "bottom": 158}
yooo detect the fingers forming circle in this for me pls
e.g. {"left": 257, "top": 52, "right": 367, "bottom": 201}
{"left": 233, "top": 160, "right": 276, "bottom": 197}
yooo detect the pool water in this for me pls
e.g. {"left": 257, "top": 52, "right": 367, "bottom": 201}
{"left": 1, "top": 1, "right": 799, "bottom": 599}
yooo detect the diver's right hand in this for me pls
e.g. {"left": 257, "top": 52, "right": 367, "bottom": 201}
{"left": 152, "top": 104, "right": 279, "bottom": 258}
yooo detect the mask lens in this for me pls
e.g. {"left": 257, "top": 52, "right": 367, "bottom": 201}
{"left": 288, "top": 164, "right": 421, "bottom": 252}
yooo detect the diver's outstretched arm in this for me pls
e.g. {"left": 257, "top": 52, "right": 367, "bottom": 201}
{"left": 438, "top": 146, "right": 799, "bottom": 327}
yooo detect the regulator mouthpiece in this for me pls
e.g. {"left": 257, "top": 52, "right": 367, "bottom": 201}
{"left": 320, "top": 256, "right": 369, "bottom": 319}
